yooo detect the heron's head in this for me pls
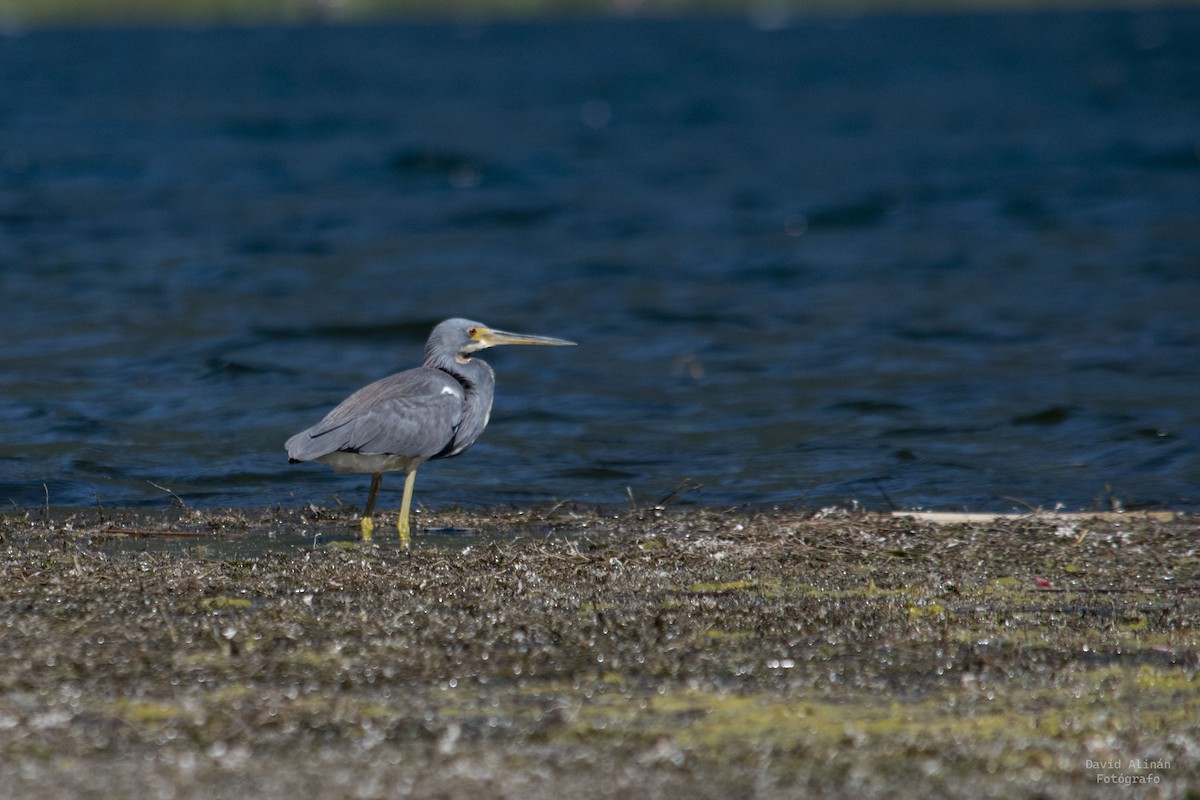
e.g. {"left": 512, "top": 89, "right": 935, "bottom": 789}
{"left": 426, "top": 318, "right": 575, "bottom": 365}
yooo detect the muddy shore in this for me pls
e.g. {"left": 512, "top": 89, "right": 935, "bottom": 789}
{"left": 1, "top": 505, "right": 1197, "bottom": 798}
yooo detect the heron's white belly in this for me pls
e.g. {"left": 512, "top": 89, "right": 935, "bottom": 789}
{"left": 318, "top": 452, "right": 423, "bottom": 474}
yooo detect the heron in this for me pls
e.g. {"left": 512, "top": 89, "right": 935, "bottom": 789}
{"left": 285, "top": 318, "right": 575, "bottom": 543}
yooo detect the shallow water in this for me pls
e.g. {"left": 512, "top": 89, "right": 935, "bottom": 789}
{"left": 1, "top": 11, "right": 1198, "bottom": 512}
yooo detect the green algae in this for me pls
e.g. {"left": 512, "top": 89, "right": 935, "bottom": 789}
{"left": 113, "top": 698, "right": 187, "bottom": 726}
{"left": 200, "top": 596, "right": 253, "bottom": 610}
{"left": 687, "top": 580, "right": 757, "bottom": 593}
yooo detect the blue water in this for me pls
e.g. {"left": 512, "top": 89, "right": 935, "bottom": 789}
{"left": 1, "top": 11, "right": 1198, "bottom": 513}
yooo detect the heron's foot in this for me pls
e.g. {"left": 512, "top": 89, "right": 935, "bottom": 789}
{"left": 397, "top": 517, "right": 411, "bottom": 549}
{"left": 360, "top": 515, "right": 375, "bottom": 541}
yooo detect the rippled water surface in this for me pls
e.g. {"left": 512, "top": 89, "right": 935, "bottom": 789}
{"left": 1, "top": 11, "right": 1198, "bottom": 512}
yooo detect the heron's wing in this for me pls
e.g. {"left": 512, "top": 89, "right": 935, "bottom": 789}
{"left": 285, "top": 368, "right": 465, "bottom": 462}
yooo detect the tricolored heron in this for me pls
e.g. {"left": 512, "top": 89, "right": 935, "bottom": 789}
{"left": 285, "top": 318, "right": 575, "bottom": 542}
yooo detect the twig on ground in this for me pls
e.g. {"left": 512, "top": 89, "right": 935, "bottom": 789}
{"left": 148, "top": 481, "right": 189, "bottom": 509}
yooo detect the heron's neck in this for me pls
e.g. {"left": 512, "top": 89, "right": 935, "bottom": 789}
{"left": 428, "top": 353, "right": 493, "bottom": 394}
{"left": 430, "top": 354, "right": 496, "bottom": 459}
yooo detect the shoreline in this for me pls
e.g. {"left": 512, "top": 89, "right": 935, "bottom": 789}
{"left": 4, "top": 1, "right": 1197, "bottom": 28}
{"left": 2, "top": 505, "right": 1197, "bottom": 797}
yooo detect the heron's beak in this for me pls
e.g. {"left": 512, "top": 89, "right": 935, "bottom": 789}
{"left": 472, "top": 327, "right": 576, "bottom": 349}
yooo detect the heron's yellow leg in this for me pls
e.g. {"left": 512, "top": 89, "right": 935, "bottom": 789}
{"left": 361, "top": 472, "right": 383, "bottom": 541}
{"left": 397, "top": 469, "right": 418, "bottom": 548}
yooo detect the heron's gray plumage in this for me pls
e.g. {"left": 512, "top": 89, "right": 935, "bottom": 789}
{"left": 284, "top": 317, "right": 574, "bottom": 542}
{"left": 285, "top": 366, "right": 490, "bottom": 468}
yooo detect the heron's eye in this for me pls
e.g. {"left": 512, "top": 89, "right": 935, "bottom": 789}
{"left": 467, "top": 327, "right": 478, "bottom": 338}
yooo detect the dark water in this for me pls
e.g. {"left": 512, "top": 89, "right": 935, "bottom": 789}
{"left": 1, "top": 11, "right": 1198, "bottom": 513}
